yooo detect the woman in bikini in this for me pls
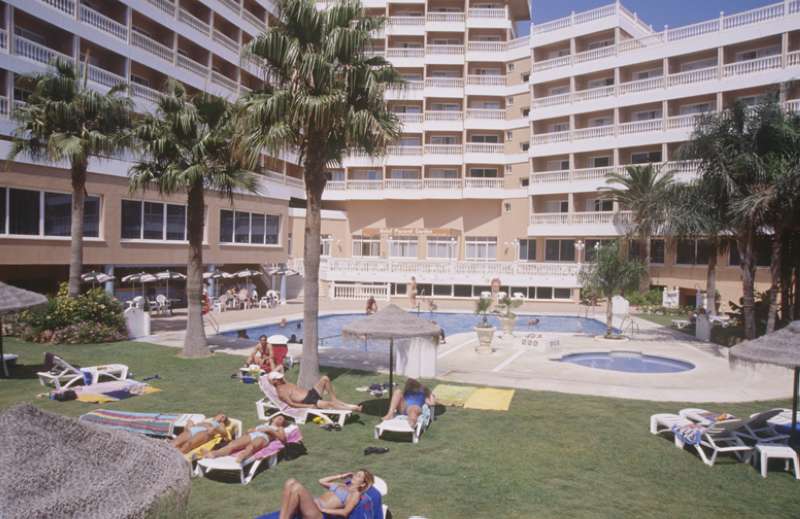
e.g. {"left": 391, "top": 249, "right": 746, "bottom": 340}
{"left": 204, "top": 416, "right": 287, "bottom": 462}
{"left": 170, "top": 414, "right": 230, "bottom": 454}
{"left": 382, "top": 378, "right": 435, "bottom": 428}
{"left": 278, "top": 469, "right": 374, "bottom": 519}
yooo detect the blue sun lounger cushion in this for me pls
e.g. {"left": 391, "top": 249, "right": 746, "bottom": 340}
{"left": 255, "top": 485, "right": 383, "bottom": 519}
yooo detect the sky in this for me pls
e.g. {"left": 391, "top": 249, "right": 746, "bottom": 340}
{"left": 518, "top": 0, "right": 778, "bottom": 35}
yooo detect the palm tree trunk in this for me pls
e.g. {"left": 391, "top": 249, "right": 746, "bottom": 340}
{"left": 766, "top": 228, "right": 783, "bottom": 334}
{"left": 68, "top": 160, "right": 88, "bottom": 297}
{"left": 297, "top": 153, "right": 326, "bottom": 389}
{"left": 705, "top": 239, "right": 718, "bottom": 316}
{"left": 182, "top": 180, "right": 209, "bottom": 358}
{"left": 605, "top": 290, "right": 613, "bottom": 337}
{"left": 640, "top": 235, "right": 651, "bottom": 292}
{"left": 738, "top": 228, "right": 758, "bottom": 339}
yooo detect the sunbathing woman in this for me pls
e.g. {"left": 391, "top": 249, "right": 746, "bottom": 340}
{"left": 279, "top": 469, "right": 374, "bottom": 519}
{"left": 204, "top": 416, "right": 287, "bottom": 463}
{"left": 382, "top": 378, "right": 435, "bottom": 428}
{"left": 170, "top": 414, "right": 230, "bottom": 454}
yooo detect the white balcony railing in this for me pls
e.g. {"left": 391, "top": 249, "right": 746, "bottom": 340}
{"left": 132, "top": 31, "right": 174, "bottom": 63}
{"left": 387, "top": 145, "right": 423, "bottom": 155}
{"left": 219, "top": 0, "right": 241, "bottom": 14}
{"left": 530, "top": 211, "right": 634, "bottom": 226}
{"left": 424, "top": 144, "right": 463, "bottom": 155}
{"left": 179, "top": 8, "right": 212, "bottom": 36}
{"left": 466, "top": 74, "right": 506, "bottom": 86}
{"left": 242, "top": 9, "right": 265, "bottom": 30}
{"left": 425, "top": 78, "right": 464, "bottom": 89}
{"left": 424, "top": 178, "right": 462, "bottom": 189}
{"left": 130, "top": 83, "right": 162, "bottom": 103}
{"left": 467, "top": 41, "right": 507, "bottom": 53}
{"left": 532, "top": 1, "right": 796, "bottom": 71}
{"left": 40, "top": 0, "right": 76, "bottom": 15}
{"left": 177, "top": 54, "right": 210, "bottom": 77}
{"left": 464, "top": 143, "right": 503, "bottom": 154}
{"left": 468, "top": 8, "right": 506, "bottom": 18}
{"left": 723, "top": 54, "right": 783, "bottom": 77}
{"left": 211, "top": 71, "right": 238, "bottom": 91}
{"left": 395, "top": 113, "right": 423, "bottom": 124}
{"left": 426, "top": 12, "right": 465, "bottom": 23}
{"left": 424, "top": 111, "right": 463, "bottom": 121}
{"left": 533, "top": 114, "right": 712, "bottom": 145}
{"left": 531, "top": 3, "right": 616, "bottom": 35}
{"left": 213, "top": 30, "right": 239, "bottom": 53}
{"left": 384, "top": 178, "right": 424, "bottom": 189}
{"left": 81, "top": 63, "right": 126, "bottom": 88}
{"left": 145, "top": 0, "right": 176, "bottom": 15}
{"left": 386, "top": 48, "right": 424, "bottom": 58}
{"left": 465, "top": 109, "right": 505, "bottom": 120}
{"left": 465, "top": 177, "right": 503, "bottom": 188}
{"left": 14, "top": 36, "right": 73, "bottom": 66}
{"left": 426, "top": 45, "right": 465, "bottom": 56}
{"left": 530, "top": 161, "right": 700, "bottom": 185}
{"left": 79, "top": 4, "right": 127, "bottom": 41}
{"left": 388, "top": 16, "right": 425, "bottom": 26}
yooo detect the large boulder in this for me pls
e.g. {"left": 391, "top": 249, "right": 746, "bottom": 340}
{"left": 0, "top": 404, "right": 192, "bottom": 519}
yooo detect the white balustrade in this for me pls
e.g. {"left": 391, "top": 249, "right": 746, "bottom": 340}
{"left": 574, "top": 45, "right": 615, "bottom": 63}
{"left": 425, "top": 45, "right": 464, "bottom": 55}
{"left": 465, "top": 143, "right": 503, "bottom": 153}
{"left": 177, "top": 54, "right": 210, "bottom": 77}
{"left": 345, "top": 180, "right": 383, "bottom": 190}
{"left": 788, "top": 51, "right": 800, "bottom": 67}
{"left": 132, "top": 31, "right": 174, "bottom": 63}
{"left": 385, "top": 178, "right": 423, "bottom": 189}
{"left": 395, "top": 113, "right": 423, "bottom": 124}
{"left": 424, "top": 111, "right": 463, "bottom": 121}
{"left": 386, "top": 48, "right": 424, "bottom": 58}
{"left": 213, "top": 30, "right": 239, "bottom": 53}
{"left": 325, "top": 181, "right": 346, "bottom": 191}
{"left": 424, "top": 178, "right": 462, "bottom": 189}
{"left": 40, "top": 0, "right": 76, "bottom": 15}
{"left": 464, "top": 177, "right": 503, "bottom": 188}
{"left": 14, "top": 36, "right": 73, "bottom": 66}
{"left": 468, "top": 8, "right": 506, "bottom": 18}
{"left": 532, "top": 92, "right": 571, "bottom": 108}
{"left": 426, "top": 12, "right": 465, "bottom": 23}
{"left": 530, "top": 211, "right": 634, "bottom": 226}
{"left": 723, "top": 55, "right": 782, "bottom": 77}
{"left": 467, "top": 74, "right": 506, "bottom": 86}
{"left": 618, "top": 118, "right": 663, "bottom": 135}
{"left": 529, "top": 170, "right": 569, "bottom": 184}
{"left": 532, "top": 130, "right": 570, "bottom": 145}
{"left": 387, "top": 145, "right": 423, "bottom": 155}
{"left": 365, "top": 50, "right": 386, "bottom": 58}
{"left": 331, "top": 283, "right": 390, "bottom": 301}
{"left": 388, "top": 16, "right": 425, "bottom": 26}
{"left": 145, "top": 0, "right": 176, "bottom": 15}
{"left": 507, "top": 37, "right": 529, "bottom": 50}
{"left": 467, "top": 41, "right": 506, "bottom": 53}
{"left": 219, "top": 0, "right": 241, "bottom": 13}
{"left": 573, "top": 125, "right": 614, "bottom": 140}
{"left": 465, "top": 109, "right": 505, "bottom": 120}
{"left": 79, "top": 5, "right": 127, "bottom": 41}
{"left": 211, "top": 71, "right": 237, "bottom": 91}
{"left": 425, "top": 78, "right": 464, "bottom": 89}
{"left": 130, "top": 83, "right": 162, "bottom": 103}
{"left": 666, "top": 113, "right": 705, "bottom": 130}
{"left": 667, "top": 66, "right": 718, "bottom": 87}
{"left": 573, "top": 85, "right": 615, "bottom": 103}
{"left": 529, "top": 213, "right": 569, "bottom": 225}
{"left": 242, "top": 9, "right": 265, "bottom": 30}
{"left": 179, "top": 8, "right": 212, "bottom": 36}
{"left": 84, "top": 64, "right": 126, "bottom": 88}
{"left": 424, "top": 144, "right": 463, "bottom": 155}
{"left": 618, "top": 76, "right": 664, "bottom": 95}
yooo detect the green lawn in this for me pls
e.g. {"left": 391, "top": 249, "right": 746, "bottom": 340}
{"left": 3, "top": 338, "right": 800, "bottom": 518}
{"left": 637, "top": 313, "right": 746, "bottom": 347}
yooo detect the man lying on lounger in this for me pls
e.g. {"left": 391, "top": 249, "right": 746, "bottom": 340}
{"left": 268, "top": 371, "right": 362, "bottom": 412}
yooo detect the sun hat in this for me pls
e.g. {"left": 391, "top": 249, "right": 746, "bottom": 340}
{"left": 268, "top": 371, "right": 284, "bottom": 381}
{"left": 268, "top": 334, "right": 289, "bottom": 345}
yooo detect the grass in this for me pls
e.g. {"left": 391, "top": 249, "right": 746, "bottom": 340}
{"left": 637, "top": 313, "right": 747, "bottom": 347}
{"left": 3, "top": 338, "right": 800, "bottom": 518}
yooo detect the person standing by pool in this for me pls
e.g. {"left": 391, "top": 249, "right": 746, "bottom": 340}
{"left": 365, "top": 296, "right": 378, "bottom": 315}
{"left": 381, "top": 378, "right": 435, "bottom": 428}
{"left": 432, "top": 321, "right": 446, "bottom": 344}
{"left": 246, "top": 335, "right": 274, "bottom": 372}
{"left": 408, "top": 276, "right": 418, "bottom": 308}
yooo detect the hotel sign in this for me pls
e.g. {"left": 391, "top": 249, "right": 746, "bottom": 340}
{"left": 361, "top": 227, "right": 460, "bottom": 237}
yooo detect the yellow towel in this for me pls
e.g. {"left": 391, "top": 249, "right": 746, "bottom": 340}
{"left": 463, "top": 388, "right": 515, "bottom": 411}
{"left": 76, "top": 393, "right": 116, "bottom": 404}
{"left": 432, "top": 384, "right": 477, "bottom": 407}
{"left": 183, "top": 421, "right": 238, "bottom": 462}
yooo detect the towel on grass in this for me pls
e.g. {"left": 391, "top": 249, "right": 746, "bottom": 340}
{"left": 464, "top": 388, "right": 515, "bottom": 411}
{"left": 72, "top": 380, "right": 160, "bottom": 404}
{"left": 432, "top": 384, "right": 477, "bottom": 407}
{"left": 79, "top": 410, "right": 183, "bottom": 437}
{"left": 255, "top": 485, "right": 382, "bottom": 519}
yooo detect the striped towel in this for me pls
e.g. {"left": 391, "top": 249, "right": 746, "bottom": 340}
{"left": 79, "top": 410, "right": 185, "bottom": 437}
{"left": 672, "top": 423, "right": 706, "bottom": 445}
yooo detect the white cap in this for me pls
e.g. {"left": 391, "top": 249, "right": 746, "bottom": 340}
{"left": 268, "top": 371, "right": 284, "bottom": 381}
{"left": 268, "top": 334, "right": 288, "bottom": 345}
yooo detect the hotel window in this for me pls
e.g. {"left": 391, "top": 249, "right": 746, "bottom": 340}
{"left": 470, "top": 135, "right": 499, "bottom": 143}
{"left": 585, "top": 239, "right": 612, "bottom": 262}
{"left": 548, "top": 85, "right": 569, "bottom": 96}
{"left": 548, "top": 122, "right": 569, "bottom": 133}
{"left": 587, "top": 39, "right": 613, "bottom": 50}
{"left": 352, "top": 235, "right": 380, "bottom": 257}
{"left": 325, "top": 171, "right": 345, "bottom": 182}
{"left": 321, "top": 235, "right": 332, "bottom": 257}
{"left": 427, "top": 237, "right": 456, "bottom": 259}
{"left": 428, "top": 168, "right": 459, "bottom": 178}
{"left": 465, "top": 237, "right": 496, "bottom": 261}
{"left": 545, "top": 239, "right": 575, "bottom": 262}
{"left": 680, "top": 57, "right": 716, "bottom": 72}
{"left": 632, "top": 68, "right": 662, "bottom": 80}
{"left": 632, "top": 109, "right": 662, "bottom": 121}
{"left": 590, "top": 156, "right": 611, "bottom": 168}
{"left": 588, "top": 116, "right": 613, "bottom": 127}
{"left": 219, "top": 210, "right": 280, "bottom": 245}
{"left": 389, "top": 237, "right": 418, "bottom": 258}
{"left": 543, "top": 200, "right": 569, "bottom": 213}
{"left": 631, "top": 151, "right": 662, "bottom": 164}
{"left": 587, "top": 198, "right": 613, "bottom": 212}
{"left": 676, "top": 239, "right": 710, "bottom": 265}
{"left": 679, "top": 102, "right": 713, "bottom": 115}
{"left": 121, "top": 200, "right": 187, "bottom": 241}
{"left": 586, "top": 77, "right": 613, "bottom": 89}
{"left": 518, "top": 239, "right": 536, "bottom": 261}
{"left": 547, "top": 159, "right": 570, "bottom": 171}
{"left": 1, "top": 188, "right": 100, "bottom": 238}
{"left": 651, "top": 239, "right": 665, "bottom": 264}
{"left": 430, "top": 135, "right": 458, "bottom": 145}
{"left": 735, "top": 45, "right": 780, "bottom": 62}
{"left": 468, "top": 168, "right": 498, "bottom": 178}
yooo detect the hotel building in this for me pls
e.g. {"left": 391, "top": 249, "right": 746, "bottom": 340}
{"left": 1, "top": 0, "right": 797, "bottom": 306}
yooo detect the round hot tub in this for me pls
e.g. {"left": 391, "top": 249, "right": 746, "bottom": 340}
{"left": 558, "top": 351, "right": 694, "bottom": 374}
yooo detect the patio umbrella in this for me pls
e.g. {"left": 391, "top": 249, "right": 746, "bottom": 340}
{"left": 265, "top": 267, "right": 299, "bottom": 304}
{"left": 0, "top": 282, "right": 47, "bottom": 377}
{"left": 154, "top": 270, "right": 186, "bottom": 299}
{"left": 121, "top": 272, "right": 157, "bottom": 297}
{"left": 202, "top": 269, "right": 233, "bottom": 280}
{"left": 80, "top": 270, "right": 115, "bottom": 289}
{"left": 341, "top": 304, "right": 441, "bottom": 411}
{"left": 729, "top": 321, "right": 800, "bottom": 443}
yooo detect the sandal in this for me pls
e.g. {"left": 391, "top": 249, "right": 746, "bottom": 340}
{"left": 364, "top": 446, "right": 390, "bottom": 456}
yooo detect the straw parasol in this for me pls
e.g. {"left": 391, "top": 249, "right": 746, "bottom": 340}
{"left": 729, "top": 321, "right": 800, "bottom": 442}
{"left": 341, "top": 304, "right": 441, "bottom": 410}
{"left": 0, "top": 282, "right": 47, "bottom": 377}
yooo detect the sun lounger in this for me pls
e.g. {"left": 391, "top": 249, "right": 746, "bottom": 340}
{"left": 194, "top": 424, "right": 302, "bottom": 485}
{"left": 256, "top": 374, "right": 351, "bottom": 427}
{"left": 681, "top": 408, "right": 788, "bottom": 444}
{"left": 37, "top": 353, "right": 129, "bottom": 390}
{"left": 650, "top": 413, "right": 693, "bottom": 436}
{"left": 255, "top": 476, "right": 389, "bottom": 519}
{"left": 673, "top": 418, "right": 753, "bottom": 466}
{"left": 375, "top": 404, "right": 434, "bottom": 444}
{"left": 184, "top": 418, "right": 243, "bottom": 463}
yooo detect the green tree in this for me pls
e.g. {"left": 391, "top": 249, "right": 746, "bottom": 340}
{"left": 9, "top": 59, "right": 133, "bottom": 297}
{"left": 602, "top": 164, "right": 674, "bottom": 291}
{"left": 238, "top": 0, "right": 401, "bottom": 387}
{"left": 578, "top": 241, "right": 645, "bottom": 337}
{"left": 129, "top": 82, "right": 256, "bottom": 358}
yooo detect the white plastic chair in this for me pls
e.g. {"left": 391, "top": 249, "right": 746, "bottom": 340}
{"left": 37, "top": 355, "right": 129, "bottom": 390}
{"left": 213, "top": 294, "right": 228, "bottom": 313}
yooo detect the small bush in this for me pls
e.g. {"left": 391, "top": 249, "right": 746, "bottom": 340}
{"left": 625, "top": 288, "right": 663, "bottom": 307}
{"left": 17, "top": 284, "right": 126, "bottom": 344}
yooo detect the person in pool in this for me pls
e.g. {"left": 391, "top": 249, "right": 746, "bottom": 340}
{"left": 278, "top": 469, "right": 374, "bottom": 519}
{"left": 269, "top": 371, "right": 362, "bottom": 412}
{"left": 204, "top": 416, "right": 287, "bottom": 462}
{"left": 170, "top": 414, "right": 230, "bottom": 454}
{"left": 382, "top": 378, "right": 435, "bottom": 428}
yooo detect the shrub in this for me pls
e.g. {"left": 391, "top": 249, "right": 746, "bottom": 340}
{"left": 17, "top": 284, "right": 126, "bottom": 344}
{"left": 625, "top": 287, "right": 663, "bottom": 307}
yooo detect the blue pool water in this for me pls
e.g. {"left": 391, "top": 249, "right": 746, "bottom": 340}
{"left": 224, "top": 312, "right": 608, "bottom": 351}
{"left": 559, "top": 351, "right": 694, "bottom": 374}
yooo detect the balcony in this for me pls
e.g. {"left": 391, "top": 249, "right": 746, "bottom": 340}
{"left": 528, "top": 211, "right": 634, "bottom": 236}
{"left": 212, "top": 29, "right": 239, "bottom": 54}
{"left": 424, "top": 110, "right": 463, "bottom": 130}
{"left": 386, "top": 16, "right": 425, "bottom": 35}
{"left": 529, "top": 161, "right": 700, "bottom": 194}
{"left": 385, "top": 47, "right": 425, "bottom": 66}
{"left": 394, "top": 112, "right": 423, "bottom": 131}
{"left": 426, "top": 12, "right": 465, "bottom": 31}
{"left": 424, "top": 144, "right": 462, "bottom": 164}
{"left": 531, "top": 1, "right": 799, "bottom": 73}
{"left": 178, "top": 8, "right": 212, "bottom": 36}
{"left": 464, "top": 177, "right": 504, "bottom": 189}
{"left": 177, "top": 54, "right": 210, "bottom": 78}
{"left": 466, "top": 8, "right": 510, "bottom": 29}
{"left": 465, "top": 109, "right": 506, "bottom": 130}
{"left": 425, "top": 45, "right": 465, "bottom": 64}
{"left": 464, "top": 142, "right": 505, "bottom": 163}
{"left": 13, "top": 36, "right": 73, "bottom": 67}
{"left": 466, "top": 41, "right": 509, "bottom": 61}
{"left": 130, "top": 82, "right": 162, "bottom": 103}
{"left": 424, "top": 77, "right": 463, "bottom": 97}
{"left": 385, "top": 80, "right": 424, "bottom": 100}
{"left": 211, "top": 71, "right": 238, "bottom": 92}
{"left": 132, "top": 30, "right": 174, "bottom": 63}
{"left": 79, "top": 4, "right": 128, "bottom": 41}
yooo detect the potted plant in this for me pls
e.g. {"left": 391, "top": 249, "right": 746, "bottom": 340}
{"left": 474, "top": 297, "right": 495, "bottom": 354}
{"left": 497, "top": 295, "right": 523, "bottom": 335}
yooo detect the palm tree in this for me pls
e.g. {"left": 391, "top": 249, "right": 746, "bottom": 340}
{"left": 238, "top": 0, "right": 401, "bottom": 387}
{"left": 9, "top": 59, "right": 133, "bottom": 297}
{"left": 578, "top": 241, "right": 645, "bottom": 337}
{"left": 602, "top": 164, "right": 674, "bottom": 291}
{"left": 130, "top": 82, "right": 256, "bottom": 358}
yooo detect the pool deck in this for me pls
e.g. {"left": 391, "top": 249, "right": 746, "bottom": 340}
{"left": 143, "top": 300, "right": 793, "bottom": 403}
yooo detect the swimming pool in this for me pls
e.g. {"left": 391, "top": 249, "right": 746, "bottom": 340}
{"left": 558, "top": 351, "right": 695, "bottom": 374}
{"left": 223, "top": 312, "right": 608, "bottom": 350}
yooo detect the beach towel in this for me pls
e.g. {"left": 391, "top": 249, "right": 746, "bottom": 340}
{"left": 463, "top": 388, "right": 515, "bottom": 411}
{"left": 432, "top": 384, "right": 477, "bottom": 407}
{"left": 672, "top": 423, "right": 706, "bottom": 445}
{"left": 243, "top": 425, "right": 304, "bottom": 465}
{"left": 72, "top": 380, "right": 160, "bottom": 403}
{"left": 79, "top": 410, "right": 186, "bottom": 437}
{"left": 255, "top": 484, "right": 382, "bottom": 519}
{"left": 184, "top": 421, "right": 242, "bottom": 462}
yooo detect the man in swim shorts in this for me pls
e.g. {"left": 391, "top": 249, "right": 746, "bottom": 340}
{"left": 269, "top": 371, "right": 362, "bottom": 412}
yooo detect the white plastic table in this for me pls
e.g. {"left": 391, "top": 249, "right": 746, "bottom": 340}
{"left": 753, "top": 443, "right": 799, "bottom": 479}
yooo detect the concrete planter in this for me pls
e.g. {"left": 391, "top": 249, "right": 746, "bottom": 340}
{"left": 474, "top": 326, "right": 495, "bottom": 354}
{"left": 499, "top": 315, "right": 516, "bottom": 335}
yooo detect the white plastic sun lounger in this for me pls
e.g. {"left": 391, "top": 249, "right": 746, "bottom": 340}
{"left": 680, "top": 408, "right": 789, "bottom": 445}
{"left": 674, "top": 418, "right": 753, "bottom": 466}
{"left": 255, "top": 375, "right": 351, "bottom": 426}
{"left": 650, "top": 413, "right": 693, "bottom": 437}
{"left": 37, "top": 354, "right": 129, "bottom": 390}
{"left": 375, "top": 404, "right": 434, "bottom": 444}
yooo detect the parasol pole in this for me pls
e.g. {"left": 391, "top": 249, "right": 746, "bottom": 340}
{"left": 792, "top": 367, "right": 799, "bottom": 446}
{"left": 0, "top": 316, "right": 6, "bottom": 378}
{"left": 388, "top": 337, "right": 394, "bottom": 413}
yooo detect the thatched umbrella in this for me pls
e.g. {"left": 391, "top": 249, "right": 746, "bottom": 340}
{"left": 342, "top": 304, "right": 440, "bottom": 410}
{"left": 730, "top": 321, "right": 800, "bottom": 442}
{"left": 0, "top": 282, "right": 47, "bottom": 378}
